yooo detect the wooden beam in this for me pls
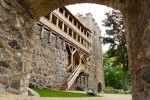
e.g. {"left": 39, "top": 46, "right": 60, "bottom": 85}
{"left": 48, "top": 31, "right": 52, "bottom": 43}
{"left": 41, "top": 26, "right": 44, "bottom": 39}
{"left": 50, "top": 12, "right": 52, "bottom": 22}
{"left": 56, "top": 17, "right": 59, "bottom": 27}
{"left": 72, "top": 48, "right": 77, "bottom": 54}
{"left": 71, "top": 53, "right": 73, "bottom": 71}
{"left": 39, "top": 17, "right": 91, "bottom": 54}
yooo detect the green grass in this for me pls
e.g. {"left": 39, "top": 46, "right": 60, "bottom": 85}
{"left": 33, "top": 88, "right": 98, "bottom": 97}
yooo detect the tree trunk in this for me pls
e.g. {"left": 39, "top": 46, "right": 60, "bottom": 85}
{"left": 123, "top": 65, "right": 128, "bottom": 91}
{"left": 122, "top": 0, "right": 150, "bottom": 100}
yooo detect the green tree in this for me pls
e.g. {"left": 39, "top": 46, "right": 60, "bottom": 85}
{"left": 102, "top": 10, "right": 130, "bottom": 91}
{"left": 103, "top": 53, "right": 123, "bottom": 89}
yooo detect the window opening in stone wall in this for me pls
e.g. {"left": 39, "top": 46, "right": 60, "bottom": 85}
{"left": 69, "top": 27, "right": 72, "bottom": 37}
{"left": 52, "top": 14, "right": 57, "bottom": 25}
{"left": 64, "top": 23, "right": 68, "bottom": 33}
{"left": 58, "top": 19, "right": 63, "bottom": 29}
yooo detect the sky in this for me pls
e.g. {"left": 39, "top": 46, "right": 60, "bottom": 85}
{"left": 66, "top": 3, "right": 113, "bottom": 52}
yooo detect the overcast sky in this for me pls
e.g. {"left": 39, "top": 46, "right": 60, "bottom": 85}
{"left": 66, "top": 3, "right": 113, "bottom": 52}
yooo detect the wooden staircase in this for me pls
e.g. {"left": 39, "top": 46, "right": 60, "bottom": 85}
{"left": 61, "top": 63, "right": 84, "bottom": 90}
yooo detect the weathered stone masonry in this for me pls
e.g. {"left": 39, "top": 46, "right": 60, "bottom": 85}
{"left": 1, "top": 0, "right": 150, "bottom": 99}
{"left": 31, "top": 7, "right": 104, "bottom": 92}
{"left": 31, "top": 23, "right": 69, "bottom": 89}
{"left": 76, "top": 13, "right": 104, "bottom": 92}
{"left": 0, "top": 0, "right": 104, "bottom": 93}
{"left": 0, "top": 0, "right": 34, "bottom": 94}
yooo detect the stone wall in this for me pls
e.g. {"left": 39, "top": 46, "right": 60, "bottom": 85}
{"left": 0, "top": 0, "right": 34, "bottom": 94}
{"left": 77, "top": 13, "right": 105, "bottom": 92}
{"left": 30, "top": 24, "right": 69, "bottom": 89}
{"left": 1, "top": 0, "right": 150, "bottom": 99}
{"left": 0, "top": 0, "right": 104, "bottom": 93}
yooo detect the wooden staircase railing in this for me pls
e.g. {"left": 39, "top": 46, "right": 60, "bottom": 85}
{"left": 67, "top": 64, "right": 82, "bottom": 90}
{"left": 61, "top": 63, "right": 83, "bottom": 90}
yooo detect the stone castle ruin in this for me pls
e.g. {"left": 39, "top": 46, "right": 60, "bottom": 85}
{"left": 1, "top": 0, "right": 150, "bottom": 99}
{"left": 0, "top": 1, "right": 104, "bottom": 94}
{"left": 31, "top": 7, "right": 104, "bottom": 92}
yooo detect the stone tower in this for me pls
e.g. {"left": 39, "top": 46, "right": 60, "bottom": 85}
{"left": 76, "top": 13, "right": 105, "bottom": 92}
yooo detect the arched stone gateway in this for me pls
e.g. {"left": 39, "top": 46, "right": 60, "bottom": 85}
{"left": 97, "top": 82, "right": 102, "bottom": 92}
{"left": 0, "top": 0, "right": 150, "bottom": 100}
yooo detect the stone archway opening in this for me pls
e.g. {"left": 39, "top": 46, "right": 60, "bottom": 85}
{"left": 0, "top": 0, "right": 150, "bottom": 100}
{"left": 97, "top": 82, "right": 102, "bottom": 92}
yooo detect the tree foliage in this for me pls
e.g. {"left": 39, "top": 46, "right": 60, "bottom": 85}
{"left": 102, "top": 10, "right": 130, "bottom": 90}
{"left": 103, "top": 53, "right": 123, "bottom": 89}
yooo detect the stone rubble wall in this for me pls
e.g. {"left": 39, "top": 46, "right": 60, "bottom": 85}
{"left": 0, "top": 0, "right": 35, "bottom": 94}
{"left": 30, "top": 24, "right": 69, "bottom": 89}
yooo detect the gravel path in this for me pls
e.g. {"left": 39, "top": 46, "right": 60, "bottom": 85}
{"left": 0, "top": 93, "right": 132, "bottom": 100}
{"left": 99, "top": 94, "right": 132, "bottom": 100}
